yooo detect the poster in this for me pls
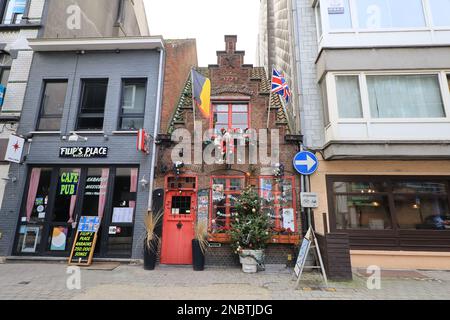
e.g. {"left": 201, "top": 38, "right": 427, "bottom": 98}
{"left": 212, "top": 184, "right": 224, "bottom": 202}
{"left": 328, "top": 0, "right": 345, "bottom": 14}
{"left": 197, "top": 189, "right": 210, "bottom": 226}
{"left": 4, "top": 135, "right": 25, "bottom": 164}
{"left": 282, "top": 208, "right": 295, "bottom": 231}
{"left": 50, "top": 227, "right": 68, "bottom": 251}
{"left": 21, "top": 227, "right": 40, "bottom": 253}
{"left": 112, "top": 207, "right": 134, "bottom": 223}
{"left": 78, "top": 216, "right": 101, "bottom": 232}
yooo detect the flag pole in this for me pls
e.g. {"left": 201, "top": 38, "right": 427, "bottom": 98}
{"left": 267, "top": 65, "right": 275, "bottom": 130}
{"left": 191, "top": 68, "right": 197, "bottom": 132}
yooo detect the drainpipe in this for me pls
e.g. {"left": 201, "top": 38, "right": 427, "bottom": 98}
{"left": 147, "top": 45, "right": 165, "bottom": 211}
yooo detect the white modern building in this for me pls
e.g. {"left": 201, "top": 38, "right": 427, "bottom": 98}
{"left": 259, "top": 0, "right": 450, "bottom": 275}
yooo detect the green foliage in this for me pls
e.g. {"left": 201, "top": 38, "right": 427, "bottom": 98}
{"left": 228, "top": 186, "right": 271, "bottom": 253}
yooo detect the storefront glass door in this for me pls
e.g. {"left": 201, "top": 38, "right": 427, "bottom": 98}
{"left": 14, "top": 166, "right": 138, "bottom": 258}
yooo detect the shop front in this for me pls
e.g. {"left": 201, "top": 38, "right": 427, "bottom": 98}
{"left": 13, "top": 166, "right": 139, "bottom": 258}
{"left": 311, "top": 156, "right": 450, "bottom": 270}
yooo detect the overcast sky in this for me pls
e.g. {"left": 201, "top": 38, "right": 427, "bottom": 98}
{"left": 144, "top": 0, "right": 260, "bottom": 66}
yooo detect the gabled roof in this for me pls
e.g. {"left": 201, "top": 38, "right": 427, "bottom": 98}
{"left": 167, "top": 67, "right": 290, "bottom": 135}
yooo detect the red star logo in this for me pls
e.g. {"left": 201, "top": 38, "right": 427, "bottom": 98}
{"left": 13, "top": 141, "right": 20, "bottom": 152}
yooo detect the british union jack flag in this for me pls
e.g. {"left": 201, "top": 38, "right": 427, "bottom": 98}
{"left": 271, "top": 68, "right": 292, "bottom": 104}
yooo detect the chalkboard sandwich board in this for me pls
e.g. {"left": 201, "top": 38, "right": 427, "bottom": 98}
{"left": 68, "top": 216, "right": 101, "bottom": 266}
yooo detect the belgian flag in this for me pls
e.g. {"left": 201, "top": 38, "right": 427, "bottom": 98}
{"left": 192, "top": 69, "right": 211, "bottom": 118}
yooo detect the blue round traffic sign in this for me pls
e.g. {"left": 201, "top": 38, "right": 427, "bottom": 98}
{"left": 293, "top": 151, "right": 318, "bottom": 176}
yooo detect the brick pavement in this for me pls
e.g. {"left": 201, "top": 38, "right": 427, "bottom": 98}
{"left": 0, "top": 262, "right": 449, "bottom": 300}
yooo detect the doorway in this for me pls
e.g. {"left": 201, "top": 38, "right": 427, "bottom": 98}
{"left": 160, "top": 176, "right": 197, "bottom": 265}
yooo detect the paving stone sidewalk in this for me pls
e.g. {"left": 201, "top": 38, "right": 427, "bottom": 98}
{"left": 0, "top": 262, "right": 449, "bottom": 300}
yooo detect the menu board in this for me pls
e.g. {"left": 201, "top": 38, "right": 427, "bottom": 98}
{"left": 68, "top": 216, "right": 101, "bottom": 266}
{"left": 294, "top": 228, "right": 312, "bottom": 277}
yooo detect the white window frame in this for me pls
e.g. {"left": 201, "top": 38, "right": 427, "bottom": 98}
{"left": 328, "top": 70, "right": 450, "bottom": 125}
{"left": 317, "top": 0, "right": 450, "bottom": 38}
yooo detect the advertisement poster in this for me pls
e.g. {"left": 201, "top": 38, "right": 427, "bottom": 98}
{"left": 282, "top": 208, "right": 295, "bottom": 231}
{"left": 78, "top": 216, "right": 101, "bottom": 232}
{"left": 60, "top": 171, "right": 79, "bottom": 196}
{"left": 21, "top": 227, "right": 40, "bottom": 253}
{"left": 197, "top": 189, "right": 210, "bottom": 226}
{"left": 50, "top": 227, "right": 68, "bottom": 251}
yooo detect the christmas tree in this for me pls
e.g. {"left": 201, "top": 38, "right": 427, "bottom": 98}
{"left": 228, "top": 186, "right": 271, "bottom": 254}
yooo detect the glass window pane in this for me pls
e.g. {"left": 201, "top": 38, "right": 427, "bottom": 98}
{"left": 232, "top": 113, "right": 248, "bottom": 124}
{"left": 122, "top": 82, "right": 146, "bottom": 114}
{"left": 328, "top": 0, "right": 352, "bottom": 29}
{"left": 41, "top": 82, "right": 67, "bottom": 115}
{"left": 357, "top": 0, "right": 425, "bottom": 29}
{"left": 81, "top": 168, "right": 109, "bottom": 217}
{"left": 392, "top": 181, "right": 448, "bottom": 194}
{"left": 53, "top": 168, "right": 81, "bottom": 223}
{"left": 111, "top": 168, "right": 137, "bottom": 223}
{"left": 23, "top": 168, "right": 52, "bottom": 223}
{"left": 0, "top": 69, "right": 10, "bottom": 87}
{"left": 214, "top": 105, "right": 228, "bottom": 112}
{"left": 394, "top": 195, "right": 450, "bottom": 230}
{"left": 333, "top": 181, "right": 387, "bottom": 193}
{"left": 336, "top": 76, "right": 363, "bottom": 118}
{"left": 77, "top": 117, "right": 104, "bottom": 131}
{"left": 37, "top": 118, "right": 61, "bottom": 131}
{"left": 120, "top": 117, "right": 144, "bottom": 131}
{"left": 367, "top": 75, "right": 445, "bottom": 118}
{"left": 232, "top": 105, "right": 248, "bottom": 112}
{"left": 80, "top": 80, "right": 107, "bottom": 114}
{"left": 214, "top": 113, "right": 228, "bottom": 124}
{"left": 335, "top": 195, "right": 392, "bottom": 230}
{"left": 429, "top": 0, "right": 450, "bottom": 27}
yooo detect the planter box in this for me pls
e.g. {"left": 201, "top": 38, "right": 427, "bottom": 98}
{"left": 208, "top": 233, "right": 300, "bottom": 245}
{"left": 269, "top": 234, "right": 300, "bottom": 245}
{"left": 208, "top": 233, "right": 231, "bottom": 243}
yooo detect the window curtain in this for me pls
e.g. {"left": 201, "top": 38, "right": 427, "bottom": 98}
{"left": 129, "top": 168, "right": 138, "bottom": 209}
{"left": 367, "top": 75, "right": 445, "bottom": 118}
{"left": 336, "top": 76, "right": 363, "bottom": 118}
{"left": 26, "top": 168, "right": 41, "bottom": 222}
{"left": 68, "top": 169, "right": 81, "bottom": 223}
{"left": 98, "top": 168, "right": 109, "bottom": 219}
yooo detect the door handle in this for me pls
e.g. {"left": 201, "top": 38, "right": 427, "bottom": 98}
{"left": 177, "top": 221, "right": 183, "bottom": 230}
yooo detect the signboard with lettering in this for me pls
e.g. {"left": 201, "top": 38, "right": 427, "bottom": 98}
{"left": 300, "top": 192, "right": 319, "bottom": 208}
{"left": 5, "top": 135, "right": 25, "bottom": 164}
{"left": 60, "top": 172, "right": 79, "bottom": 196}
{"left": 68, "top": 216, "right": 101, "bottom": 266}
{"left": 60, "top": 147, "right": 108, "bottom": 158}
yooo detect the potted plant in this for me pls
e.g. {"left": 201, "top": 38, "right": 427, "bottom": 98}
{"left": 192, "top": 221, "right": 209, "bottom": 271}
{"left": 228, "top": 187, "right": 271, "bottom": 273}
{"left": 143, "top": 209, "right": 163, "bottom": 270}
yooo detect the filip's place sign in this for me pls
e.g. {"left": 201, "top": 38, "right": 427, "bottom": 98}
{"left": 60, "top": 147, "right": 108, "bottom": 158}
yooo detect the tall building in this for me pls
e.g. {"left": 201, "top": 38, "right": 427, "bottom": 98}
{"left": 257, "top": 0, "right": 299, "bottom": 133}
{"left": 260, "top": 0, "right": 450, "bottom": 275}
{"left": 0, "top": 0, "right": 148, "bottom": 210}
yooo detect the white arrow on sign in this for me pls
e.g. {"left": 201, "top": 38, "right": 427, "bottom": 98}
{"left": 295, "top": 155, "right": 317, "bottom": 171}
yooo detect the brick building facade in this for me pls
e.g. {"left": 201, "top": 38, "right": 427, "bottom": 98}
{"left": 154, "top": 36, "right": 303, "bottom": 266}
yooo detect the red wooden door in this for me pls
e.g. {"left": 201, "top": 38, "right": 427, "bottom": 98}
{"left": 160, "top": 191, "right": 196, "bottom": 265}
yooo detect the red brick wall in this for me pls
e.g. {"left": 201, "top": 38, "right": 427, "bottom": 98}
{"left": 161, "top": 39, "right": 198, "bottom": 133}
